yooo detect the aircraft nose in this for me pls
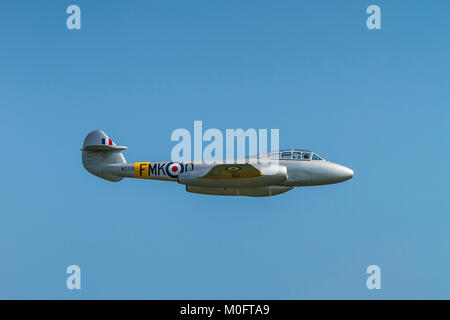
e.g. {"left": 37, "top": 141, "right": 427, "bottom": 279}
{"left": 335, "top": 165, "right": 354, "bottom": 182}
{"left": 343, "top": 167, "right": 354, "bottom": 180}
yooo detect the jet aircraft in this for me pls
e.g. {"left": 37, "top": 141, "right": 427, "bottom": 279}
{"left": 82, "top": 130, "right": 354, "bottom": 197}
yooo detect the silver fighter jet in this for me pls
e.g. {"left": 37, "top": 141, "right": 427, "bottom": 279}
{"left": 82, "top": 130, "right": 354, "bottom": 197}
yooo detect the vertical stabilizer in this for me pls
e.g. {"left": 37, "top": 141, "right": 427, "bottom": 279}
{"left": 81, "top": 130, "right": 127, "bottom": 182}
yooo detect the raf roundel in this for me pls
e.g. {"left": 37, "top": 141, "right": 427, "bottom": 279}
{"left": 166, "top": 162, "right": 184, "bottom": 178}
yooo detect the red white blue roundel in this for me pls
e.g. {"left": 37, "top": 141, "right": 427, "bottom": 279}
{"left": 166, "top": 162, "right": 184, "bottom": 178}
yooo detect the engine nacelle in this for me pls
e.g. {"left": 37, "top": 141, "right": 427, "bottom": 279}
{"left": 186, "top": 185, "right": 293, "bottom": 197}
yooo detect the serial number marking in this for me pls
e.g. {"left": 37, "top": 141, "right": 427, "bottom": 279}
{"left": 179, "top": 304, "right": 270, "bottom": 317}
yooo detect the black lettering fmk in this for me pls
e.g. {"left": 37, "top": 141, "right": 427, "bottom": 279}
{"left": 158, "top": 163, "right": 166, "bottom": 175}
{"left": 139, "top": 163, "right": 148, "bottom": 176}
{"left": 149, "top": 163, "right": 157, "bottom": 176}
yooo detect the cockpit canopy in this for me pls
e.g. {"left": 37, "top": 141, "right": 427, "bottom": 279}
{"left": 266, "top": 149, "right": 324, "bottom": 161}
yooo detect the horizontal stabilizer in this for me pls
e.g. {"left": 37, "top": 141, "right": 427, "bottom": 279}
{"left": 82, "top": 144, "right": 127, "bottom": 151}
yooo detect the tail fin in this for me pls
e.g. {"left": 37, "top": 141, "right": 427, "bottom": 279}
{"left": 81, "top": 130, "right": 127, "bottom": 182}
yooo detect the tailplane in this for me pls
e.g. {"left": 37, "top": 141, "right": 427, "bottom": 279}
{"left": 81, "top": 130, "right": 127, "bottom": 182}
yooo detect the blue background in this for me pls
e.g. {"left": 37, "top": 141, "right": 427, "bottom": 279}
{"left": 1, "top": 0, "right": 449, "bottom": 299}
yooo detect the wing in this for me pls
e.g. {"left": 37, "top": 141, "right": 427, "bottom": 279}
{"left": 204, "top": 164, "right": 262, "bottom": 179}
{"left": 178, "top": 163, "right": 286, "bottom": 188}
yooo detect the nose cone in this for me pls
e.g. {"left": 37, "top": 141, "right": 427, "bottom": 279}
{"left": 333, "top": 164, "right": 354, "bottom": 182}
{"left": 305, "top": 161, "right": 354, "bottom": 186}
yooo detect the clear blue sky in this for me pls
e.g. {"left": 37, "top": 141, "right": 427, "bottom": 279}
{"left": 1, "top": 0, "right": 449, "bottom": 299}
